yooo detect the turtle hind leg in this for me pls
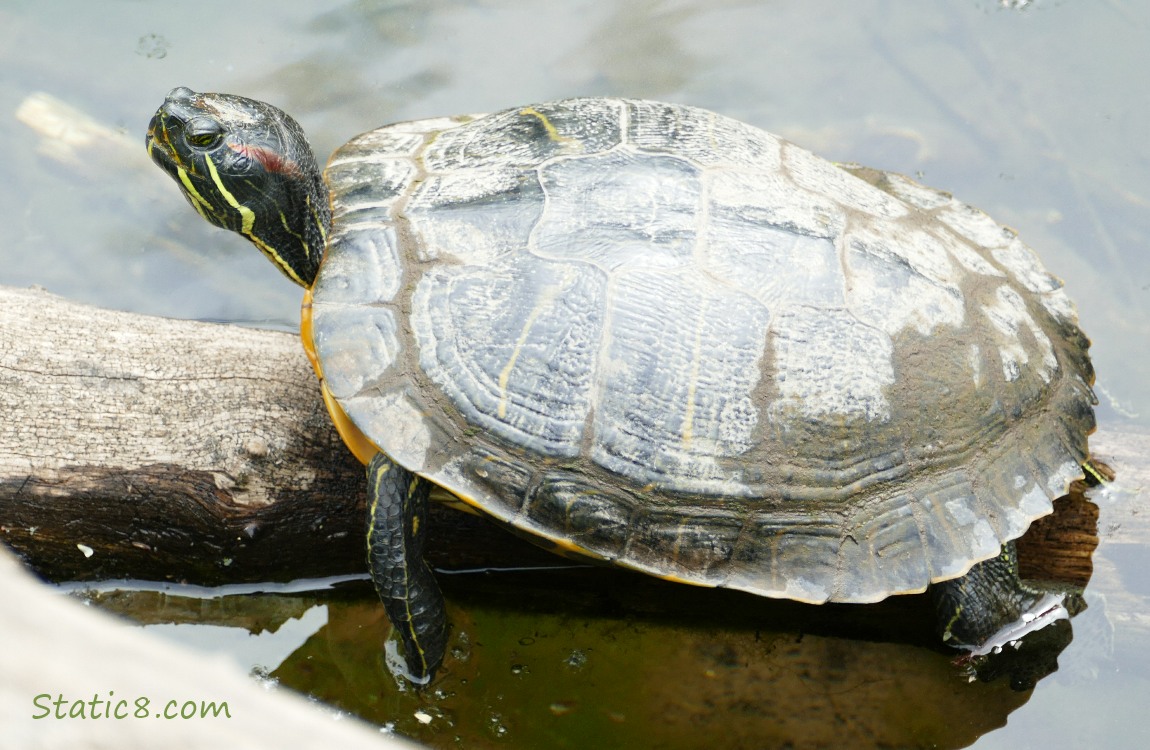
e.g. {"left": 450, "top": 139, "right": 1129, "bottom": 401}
{"left": 930, "top": 540, "right": 1085, "bottom": 690}
{"left": 932, "top": 541, "right": 1039, "bottom": 647}
{"left": 366, "top": 452, "right": 447, "bottom": 683}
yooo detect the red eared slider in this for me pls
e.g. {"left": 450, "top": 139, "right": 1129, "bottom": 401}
{"left": 146, "top": 89, "right": 1096, "bottom": 682}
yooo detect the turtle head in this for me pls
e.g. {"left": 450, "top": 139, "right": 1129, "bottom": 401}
{"left": 146, "top": 87, "right": 329, "bottom": 288}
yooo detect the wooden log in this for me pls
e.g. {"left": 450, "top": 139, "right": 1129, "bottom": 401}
{"left": 0, "top": 285, "right": 552, "bottom": 585}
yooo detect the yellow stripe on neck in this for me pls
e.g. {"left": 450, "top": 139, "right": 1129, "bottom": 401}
{"left": 175, "top": 166, "right": 213, "bottom": 222}
{"left": 203, "top": 155, "right": 255, "bottom": 235}
{"left": 202, "top": 154, "right": 309, "bottom": 288}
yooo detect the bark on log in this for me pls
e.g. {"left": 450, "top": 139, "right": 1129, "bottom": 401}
{"left": 0, "top": 285, "right": 1139, "bottom": 591}
{"left": 0, "top": 285, "right": 552, "bottom": 585}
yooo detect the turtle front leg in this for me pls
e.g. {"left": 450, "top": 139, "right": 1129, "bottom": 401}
{"left": 366, "top": 452, "right": 448, "bottom": 682}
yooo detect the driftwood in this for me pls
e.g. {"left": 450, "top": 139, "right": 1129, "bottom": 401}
{"left": 0, "top": 546, "right": 412, "bottom": 749}
{"left": 0, "top": 285, "right": 1142, "bottom": 592}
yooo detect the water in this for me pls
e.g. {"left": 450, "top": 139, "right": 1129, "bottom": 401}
{"left": 4, "top": 1, "right": 1149, "bottom": 747}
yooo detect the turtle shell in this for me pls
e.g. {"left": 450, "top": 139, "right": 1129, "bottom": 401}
{"left": 308, "top": 98, "right": 1094, "bottom": 604}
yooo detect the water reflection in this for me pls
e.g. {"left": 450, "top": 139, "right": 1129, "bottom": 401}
{"left": 78, "top": 480, "right": 1101, "bottom": 749}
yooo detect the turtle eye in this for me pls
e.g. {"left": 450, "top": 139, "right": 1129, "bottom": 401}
{"left": 184, "top": 119, "right": 224, "bottom": 149}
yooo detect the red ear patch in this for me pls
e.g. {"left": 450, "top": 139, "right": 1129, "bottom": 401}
{"left": 229, "top": 143, "right": 301, "bottom": 176}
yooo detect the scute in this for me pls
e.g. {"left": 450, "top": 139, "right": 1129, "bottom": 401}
{"left": 844, "top": 225, "right": 966, "bottom": 337}
{"left": 311, "top": 305, "right": 399, "bottom": 400}
{"left": 625, "top": 99, "right": 782, "bottom": 171}
{"left": 313, "top": 97, "right": 1095, "bottom": 605}
{"left": 422, "top": 99, "right": 623, "bottom": 171}
{"left": 411, "top": 258, "right": 605, "bottom": 458}
{"left": 406, "top": 168, "right": 546, "bottom": 265}
{"left": 767, "top": 306, "right": 895, "bottom": 424}
{"left": 533, "top": 149, "right": 702, "bottom": 269}
{"left": 589, "top": 268, "right": 771, "bottom": 493}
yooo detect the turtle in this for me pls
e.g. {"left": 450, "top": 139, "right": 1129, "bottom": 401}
{"left": 146, "top": 88, "right": 1096, "bottom": 683}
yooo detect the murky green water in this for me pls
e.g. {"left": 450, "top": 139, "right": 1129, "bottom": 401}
{"left": 4, "top": 1, "right": 1149, "bottom": 747}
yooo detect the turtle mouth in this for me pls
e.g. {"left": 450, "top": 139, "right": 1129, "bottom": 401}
{"left": 145, "top": 87, "right": 203, "bottom": 176}
{"left": 146, "top": 110, "right": 183, "bottom": 178}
